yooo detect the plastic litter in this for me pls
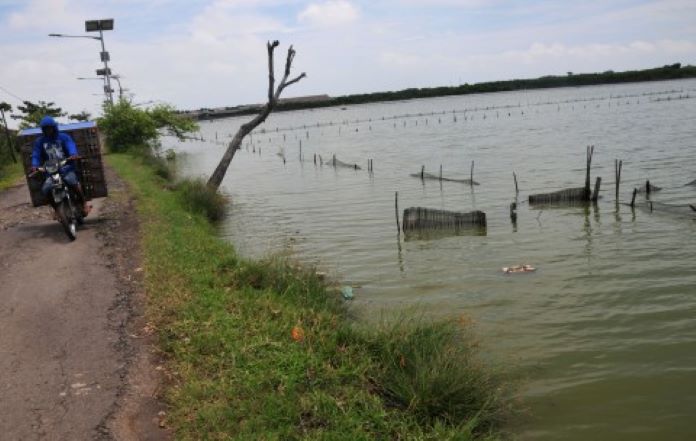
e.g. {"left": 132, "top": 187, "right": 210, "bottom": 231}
{"left": 502, "top": 264, "right": 536, "bottom": 274}
{"left": 341, "top": 286, "right": 354, "bottom": 300}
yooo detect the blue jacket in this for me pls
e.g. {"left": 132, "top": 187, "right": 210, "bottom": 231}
{"left": 31, "top": 116, "right": 78, "bottom": 172}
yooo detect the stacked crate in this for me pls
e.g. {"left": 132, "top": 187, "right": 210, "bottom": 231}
{"left": 18, "top": 121, "right": 108, "bottom": 207}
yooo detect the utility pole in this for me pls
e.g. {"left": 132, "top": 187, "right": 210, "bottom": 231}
{"left": 0, "top": 102, "right": 17, "bottom": 163}
{"left": 49, "top": 18, "right": 116, "bottom": 106}
{"left": 86, "top": 19, "right": 115, "bottom": 105}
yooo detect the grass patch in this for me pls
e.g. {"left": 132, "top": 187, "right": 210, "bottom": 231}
{"left": 0, "top": 160, "right": 24, "bottom": 191}
{"left": 108, "top": 153, "right": 516, "bottom": 440}
{"left": 175, "top": 177, "right": 227, "bottom": 223}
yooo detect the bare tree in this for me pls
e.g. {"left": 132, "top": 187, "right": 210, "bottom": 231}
{"left": 207, "top": 41, "right": 306, "bottom": 190}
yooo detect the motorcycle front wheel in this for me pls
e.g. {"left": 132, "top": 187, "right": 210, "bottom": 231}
{"left": 57, "top": 201, "right": 77, "bottom": 241}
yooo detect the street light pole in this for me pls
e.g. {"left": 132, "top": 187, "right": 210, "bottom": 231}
{"left": 50, "top": 19, "right": 115, "bottom": 105}
{"left": 111, "top": 75, "right": 123, "bottom": 99}
{"left": 97, "top": 27, "right": 113, "bottom": 104}
{"left": 78, "top": 76, "right": 122, "bottom": 100}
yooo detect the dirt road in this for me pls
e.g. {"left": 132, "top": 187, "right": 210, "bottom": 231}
{"left": 0, "top": 171, "right": 166, "bottom": 440}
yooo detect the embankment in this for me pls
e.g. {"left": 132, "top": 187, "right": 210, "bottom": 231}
{"left": 108, "top": 153, "right": 516, "bottom": 439}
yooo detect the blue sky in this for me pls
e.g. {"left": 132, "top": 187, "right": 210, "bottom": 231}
{"left": 0, "top": 0, "right": 694, "bottom": 120}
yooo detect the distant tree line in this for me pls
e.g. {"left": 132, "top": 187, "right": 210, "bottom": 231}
{"left": 199, "top": 63, "right": 696, "bottom": 119}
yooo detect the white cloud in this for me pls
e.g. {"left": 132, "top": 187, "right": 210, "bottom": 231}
{"left": 2, "top": 0, "right": 696, "bottom": 125}
{"left": 298, "top": 0, "right": 359, "bottom": 27}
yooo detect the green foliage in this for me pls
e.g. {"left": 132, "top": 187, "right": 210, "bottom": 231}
{"left": 99, "top": 100, "right": 158, "bottom": 152}
{"left": 107, "top": 153, "right": 517, "bottom": 440}
{"left": 175, "top": 177, "right": 228, "bottom": 223}
{"left": 140, "top": 149, "right": 175, "bottom": 181}
{"left": 99, "top": 100, "right": 198, "bottom": 153}
{"left": 10, "top": 100, "right": 66, "bottom": 129}
{"left": 149, "top": 104, "right": 199, "bottom": 139}
{"left": 68, "top": 110, "right": 92, "bottom": 122}
{"left": 0, "top": 157, "right": 23, "bottom": 190}
{"left": 357, "top": 317, "right": 512, "bottom": 432}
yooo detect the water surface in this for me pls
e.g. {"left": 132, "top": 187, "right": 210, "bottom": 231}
{"left": 170, "top": 79, "right": 696, "bottom": 440}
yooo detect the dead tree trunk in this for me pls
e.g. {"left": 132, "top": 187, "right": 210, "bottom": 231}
{"left": 207, "top": 41, "right": 306, "bottom": 190}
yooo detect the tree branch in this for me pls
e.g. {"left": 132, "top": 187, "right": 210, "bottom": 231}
{"left": 267, "top": 40, "right": 279, "bottom": 104}
{"left": 281, "top": 73, "right": 307, "bottom": 91}
{"left": 207, "top": 40, "right": 307, "bottom": 190}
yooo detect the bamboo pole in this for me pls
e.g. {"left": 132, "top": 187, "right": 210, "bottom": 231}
{"left": 592, "top": 176, "right": 602, "bottom": 202}
{"left": 470, "top": 161, "right": 474, "bottom": 186}
{"left": 615, "top": 159, "right": 622, "bottom": 202}
{"left": 630, "top": 188, "right": 637, "bottom": 208}
{"left": 585, "top": 145, "right": 594, "bottom": 198}
{"left": 513, "top": 171, "right": 519, "bottom": 194}
{"left": 395, "top": 191, "right": 401, "bottom": 233}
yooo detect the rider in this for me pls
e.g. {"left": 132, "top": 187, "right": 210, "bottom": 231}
{"left": 30, "top": 116, "right": 88, "bottom": 216}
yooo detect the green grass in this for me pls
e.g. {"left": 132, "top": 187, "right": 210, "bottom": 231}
{"left": 0, "top": 160, "right": 24, "bottom": 191}
{"left": 175, "top": 177, "right": 228, "bottom": 223}
{"left": 108, "top": 153, "right": 515, "bottom": 440}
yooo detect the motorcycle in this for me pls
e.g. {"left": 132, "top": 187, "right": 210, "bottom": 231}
{"left": 29, "top": 158, "right": 84, "bottom": 241}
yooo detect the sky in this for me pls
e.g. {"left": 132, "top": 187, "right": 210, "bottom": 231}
{"left": 1, "top": 0, "right": 695, "bottom": 123}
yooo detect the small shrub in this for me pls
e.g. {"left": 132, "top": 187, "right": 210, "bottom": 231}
{"left": 141, "top": 150, "right": 174, "bottom": 181}
{"left": 358, "top": 317, "right": 513, "bottom": 433}
{"left": 234, "top": 257, "right": 337, "bottom": 311}
{"left": 176, "top": 177, "right": 227, "bottom": 222}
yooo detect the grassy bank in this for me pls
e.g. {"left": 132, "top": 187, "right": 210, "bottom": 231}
{"left": 108, "top": 153, "right": 514, "bottom": 440}
{"left": 0, "top": 161, "right": 24, "bottom": 191}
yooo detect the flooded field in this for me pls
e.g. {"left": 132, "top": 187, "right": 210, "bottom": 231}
{"left": 170, "top": 79, "right": 696, "bottom": 440}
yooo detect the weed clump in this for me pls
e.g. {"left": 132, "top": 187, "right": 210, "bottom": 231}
{"left": 141, "top": 149, "right": 175, "bottom": 181}
{"left": 176, "top": 177, "right": 227, "bottom": 223}
{"left": 356, "top": 317, "right": 513, "bottom": 433}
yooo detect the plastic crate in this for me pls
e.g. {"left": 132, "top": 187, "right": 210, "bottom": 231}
{"left": 18, "top": 121, "right": 108, "bottom": 207}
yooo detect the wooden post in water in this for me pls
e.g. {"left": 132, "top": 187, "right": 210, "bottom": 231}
{"left": 585, "top": 145, "right": 594, "bottom": 199}
{"left": 421, "top": 165, "right": 425, "bottom": 180}
{"left": 513, "top": 171, "right": 519, "bottom": 194}
{"left": 395, "top": 191, "right": 401, "bottom": 233}
{"left": 592, "top": 176, "right": 602, "bottom": 202}
{"left": 615, "top": 159, "right": 622, "bottom": 202}
{"left": 630, "top": 188, "right": 637, "bottom": 208}
{"left": 470, "top": 161, "right": 475, "bottom": 186}
{"left": 439, "top": 164, "right": 442, "bottom": 181}
{"left": 646, "top": 180, "right": 651, "bottom": 196}
{"left": 313, "top": 153, "right": 316, "bottom": 165}
{"left": 333, "top": 154, "right": 336, "bottom": 167}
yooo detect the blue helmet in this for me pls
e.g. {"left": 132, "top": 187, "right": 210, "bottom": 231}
{"left": 39, "top": 115, "right": 58, "bottom": 128}
{"left": 39, "top": 115, "right": 59, "bottom": 138}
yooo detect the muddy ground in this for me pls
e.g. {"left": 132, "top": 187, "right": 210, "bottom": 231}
{"left": 0, "top": 167, "right": 169, "bottom": 440}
